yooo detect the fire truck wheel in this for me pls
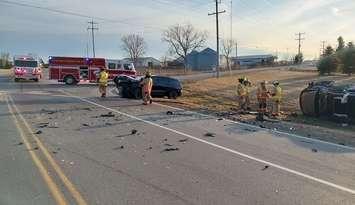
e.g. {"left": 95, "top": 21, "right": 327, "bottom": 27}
{"left": 14, "top": 78, "right": 20, "bottom": 82}
{"left": 64, "top": 75, "right": 77, "bottom": 85}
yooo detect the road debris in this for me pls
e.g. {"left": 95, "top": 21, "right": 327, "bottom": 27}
{"left": 16, "top": 142, "right": 24, "bottom": 146}
{"left": 41, "top": 109, "right": 58, "bottom": 115}
{"left": 131, "top": 129, "right": 138, "bottom": 135}
{"left": 163, "top": 138, "right": 168, "bottom": 142}
{"left": 262, "top": 165, "right": 269, "bottom": 171}
{"left": 82, "top": 123, "right": 90, "bottom": 127}
{"left": 100, "top": 112, "right": 115, "bottom": 118}
{"left": 217, "top": 118, "right": 224, "bottom": 121}
{"left": 37, "top": 122, "right": 49, "bottom": 128}
{"left": 204, "top": 132, "right": 216, "bottom": 137}
{"left": 178, "top": 138, "right": 188, "bottom": 143}
{"left": 161, "top": 148, "right": 179, "bottom": 152}
{"left": 164, "top": 143, "right": 173, "bottom": 147}
{"left": 52, "top": 151, "right": 58, "bottom": 154}
{"left": 82, "top": 107, "right": 92, "bottom": 111}
{"left": 147, "top": 146, "right": 153, "bottom": 150}
{"left": 166, "top": 111, "right": 174, "bottom": 115}
{"left": 34, "top": 130, "right": 42, "bottom": 135}
{"left": 311, "top": 148, "right": 318, "bottom": 153}
{"left": 113, "top": 145, "right": 125, "bottom": 150}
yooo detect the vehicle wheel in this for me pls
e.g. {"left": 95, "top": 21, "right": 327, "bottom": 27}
{"left": 168, "top": 90, "right": 178, "bottom": 99}
{"left": 132, "top": 88, "right": 142, "bottom": 99}
{"left": 34, "top": 78, "right": 39, "bottom": 82}
{"left": 14, "top": 78, "right": 20, "bottom": 82}
{"left": 64, "top": 75, "right": 76, "bottom": 85}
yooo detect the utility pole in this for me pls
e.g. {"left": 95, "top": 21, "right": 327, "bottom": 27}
{"left": 235, "top": 41, "right": 238, "bottom": 58}
{"left": 321, "top": 40, "right": 326, "bottom": 56}
{"left": 230, "top": 0, "right": 233, "bottom": 41}
{"left": 209, "top": 0, "right": 226, "bottom": 78}
{"left": 295, "top": 32, "right": 305, "bottom": 56}
{"left": 87, "top": 20, "right": 98, "bottom": 58}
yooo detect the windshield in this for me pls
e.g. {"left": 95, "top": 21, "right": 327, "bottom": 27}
{"left": 14, "top": 60, "right": 38, "bottom": 67}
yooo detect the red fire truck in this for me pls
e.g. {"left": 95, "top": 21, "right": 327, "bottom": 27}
{"left": 49, "top": 56, "right": 136, "bottom": 85}
{"left": 13, "top": 55, "right": 42, "bottom": 82}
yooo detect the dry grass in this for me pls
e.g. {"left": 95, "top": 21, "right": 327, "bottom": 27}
{"left": 176, "top": 69, "right": 319, "bottom": 113}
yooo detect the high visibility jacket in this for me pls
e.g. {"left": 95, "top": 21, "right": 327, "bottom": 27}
{"left": 272, "top": 85, "right": 282, "bottom": 101}
{"left": 98, "top": 71, "right": 109, "bottom": 86}
{"left": 142, "top": 77, "right": 153, "bottom": 93}
{"left": 236, "top": 84, "right": 247, "bottom": 96}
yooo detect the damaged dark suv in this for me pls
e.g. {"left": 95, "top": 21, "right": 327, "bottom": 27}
{"left": 299, "top": 81, "right": 355, "bottom": 123}
{"left": 114, "top": 75, "right": 182, "bottom": 99}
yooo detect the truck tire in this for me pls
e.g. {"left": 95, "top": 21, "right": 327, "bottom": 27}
{"left": 168, "top": 90, "right": 178, "bottom": 99}
{"left": 64, "top": 75, "right": 77, "bottom": 85}
{"left": 14, "top": 78, "right": 20, "bottom": 82}
{"left": 34, "top": 78, "right": 39, "bottom": 82}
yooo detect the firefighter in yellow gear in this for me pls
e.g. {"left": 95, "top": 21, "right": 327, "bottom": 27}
{"left": 243, "top": 78, "right": 252, "bottom": 110}
{"left": 98, "top": 67, "right": 109, "bottom": 98}
{"left": 141, "top": 71, "right": 153, "bottom": 105}
{"left": 236, "top": 77, "right": 247, "bottom": 110}
{"left": 256, "top": 81, "right": 270, "bottom": 120}
{"left": 271, "top": 81, "right": 282, "bottom": 116}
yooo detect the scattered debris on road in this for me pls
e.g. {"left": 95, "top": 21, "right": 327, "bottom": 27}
{"left": 52, "top": 151, "right": 58, "bottom": 154}
{"left": 113, "top": 145, "right": 125, "bottom": 150}
{"left": 41, "top": 109, "right": 58, "bottom": 115}
{"left": 164, "top": 143, "right": 173, "bottom": 147}
{"left": 82, "top": 107, "right": 92, "bottom": 111}
{"left": 161, "top": 148, "right": 179, "bottom": 152}
{"left": 204, "top": 132, "right": 216, "bottom": 137}
{"left": 166, "top": 111, "right": 174, "bottom": 115}
{"left": 178, "top": 138, "right": 188, "bottom": 143}
{"left": 131, "top": 129, "right": 138, "bottom": 135}
{"left": 34, "top": 130, "right": 42, "bottom": 135}
{"left": 82, "top": 123, "right": 90, "bottom": 127}
{"left": 311, "top": 148, "right": 318, "bottom": 153}
{"left": 163, "top": 138, "right": 168, "bottom": 142}
{"left": 37, "top": 122, "right": 49, "bottom": 128}
{"left": 16, "top": 142, "right": 24, "bottom": 146}
{"left": 147, "top": 146, "right": 153, "bottom": 150}
{"left": 100, "top": 112, "right": 115, "bottom": 118}
{"left": 262, "top": 165, "right": 269, "bottom": 171}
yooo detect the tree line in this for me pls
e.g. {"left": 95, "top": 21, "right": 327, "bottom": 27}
{"left": 317, "top": 36, "right": 355, "bottom": 75}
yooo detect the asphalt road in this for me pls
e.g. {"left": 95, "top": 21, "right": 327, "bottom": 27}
{"left": 1, "top": 70, "right": 355, "bottom": 205}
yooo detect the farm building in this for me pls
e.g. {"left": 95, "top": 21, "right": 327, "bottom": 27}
{"left": 186, "top": 48, "right": 217, "bottom": 71}
{"left": 231, "top": 54, "right": 277, "bottom": 66}
{"left": 122, "top": 57, "right": 161, "bottom": 68}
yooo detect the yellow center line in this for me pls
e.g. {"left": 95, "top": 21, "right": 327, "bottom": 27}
{"left": 7, "top": 95, "right": 88, "bottom": 205}
{"left": 5, "top": 95, "right": 68, "bottom": 205}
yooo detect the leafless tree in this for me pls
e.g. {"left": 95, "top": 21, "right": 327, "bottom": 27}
{"left": 222, "top": 39, "right": 234, "bottom": 73}
{"left": 162, "top": 24, "right": 207, "bottom": 72}
{"left": 0, "top": 52, "right": 11, "bottom": 69}
{"left": 121, "top": 34, "right": 147, "bottom": 64}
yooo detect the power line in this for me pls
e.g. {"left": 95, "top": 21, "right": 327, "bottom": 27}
{"left": 295, "top": 32, "right": 305, "bottom": 56}
{"left": 0, "top": 0, "right": 164, "bottom": 30}
{"left": 88, "top": 20, "right": 98, "bottom": 57}
{"left": 209, "top": 0, "right": 226, "bottom": 78}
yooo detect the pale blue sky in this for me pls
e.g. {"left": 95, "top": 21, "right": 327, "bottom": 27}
{"left": 1, "top": 0, "right": 355, "bottom": 60}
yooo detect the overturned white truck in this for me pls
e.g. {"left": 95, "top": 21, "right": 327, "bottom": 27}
{"left": 300, "top": 81, "right": 355, "bottom": 123}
